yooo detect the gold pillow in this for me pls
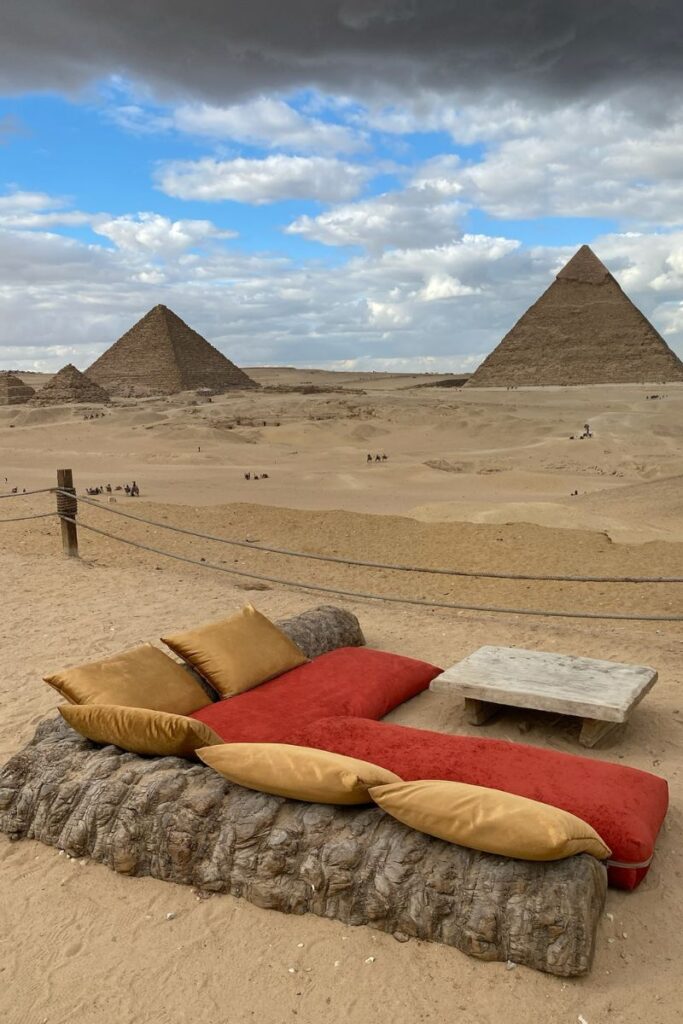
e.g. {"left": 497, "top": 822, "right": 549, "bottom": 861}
{"left": 44, "top": 644, "right": 211, "bottom": 714}
{"left": 59, "top": 704, "right": 222, "bottom": 758}
{"left": 197, "top": 743, "right": 402, "bottom": 804}
{"left": 161, "top": 604, "right": 308, "bottom": 698}
{"left": 369, "top": 780, "right": 611, "bottom": 861}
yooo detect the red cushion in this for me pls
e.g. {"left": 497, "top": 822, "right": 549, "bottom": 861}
{"left": 190, "top": 648, "right": 441, "bottom": 744}
{"left": 296, "top": 716, "right": 669, "bottom": 891}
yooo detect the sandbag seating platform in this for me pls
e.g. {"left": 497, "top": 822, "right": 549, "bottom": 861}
{"left": 296, "top": 717, "right": 669, "bottom": 892}
{"left": 0, "top": 605, "right": 668, "bottom": 976}
{"left": 0, "top": 715, "right": 606, "bottom": 977}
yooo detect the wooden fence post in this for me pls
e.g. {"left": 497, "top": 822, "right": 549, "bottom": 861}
{"left": 56, "top": 468, "right": 79, "bottom": 558}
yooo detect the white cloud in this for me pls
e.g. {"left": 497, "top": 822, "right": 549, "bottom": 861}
{"left": 92, "top": 212, "right": 235, "bottom": 254}
{"left": 107, "top": 104, "right": 173, "bottom": 135}
{"left": 0, "top": 210, "right": 92, "bottom": 229}
{"left": 0, "top": 193, "right": 234, "bottom": 257}
{"left": 419, "top": 274, "right": 478, "bottom": 301}
{"left": 327, "top": 353, "right": 482, "bottom": 373}
{"left": 0, "top": 191, "right": 92, "bottom": 229}
{"left": 157, "top": 154, "right": 371, "bottom": 204}
{"left": 367, "top": 299, "right": 412, "bottom": 328}
{"left": 357, "top": 93, "right": 540, "bottom": 145}
{"left": 398, "top": 100, "right": 683, "bottom": 227}
{"left": 357, "top": 234, "right": 520, "bottom": 283}
{"left": 173, "top": 96, "right": 364, "bottom": 154}
{"left": 106, "top": 91, "right": 365, "bottom": 154}
{"left": 0, "top": 191, "right": 59, "bottom": 212}
{"left": 286, "top": 187, "right": 465, "bottom": 251}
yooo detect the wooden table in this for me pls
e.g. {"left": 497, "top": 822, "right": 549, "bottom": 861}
{"left": 429, "top": 645, "right": 658, "bottom": 747}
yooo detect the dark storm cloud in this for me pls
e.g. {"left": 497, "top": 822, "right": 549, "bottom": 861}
{"left": 1, "top": 1, "right": 682, "bottom": 103}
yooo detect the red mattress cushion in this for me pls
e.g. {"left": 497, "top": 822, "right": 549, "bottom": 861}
{"left": 296, "top": 716, "right": 669, "bottom": 891}
{"left": 190, "top": 648, "right": 441, "bottom": 744}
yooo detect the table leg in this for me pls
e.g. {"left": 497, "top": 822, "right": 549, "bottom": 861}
{"left": 464, "top": 698, "right": 501, "bottom": 726}
{"left": 579, "top": 718, "right": 620, "bottom": 748}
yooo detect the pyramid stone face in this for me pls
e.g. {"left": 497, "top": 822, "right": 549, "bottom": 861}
{"left": 30, "top": 364, "right": 111, "bottom": 405}
{"left": 0, "top": 372, "right": 35, "bottom": 405}
{"left": 467, "top": 245, "right": 683, "bottom": 387}
{"left": 86, "top": 305, "right": 258, "bottom": 395}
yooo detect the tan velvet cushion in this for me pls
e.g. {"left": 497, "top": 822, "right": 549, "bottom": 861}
{"left": 44, "top": 644, "right": 211, "bottom": 714}
{"left": 369, "top": 780, "right": 611, "bottom": 861}
{"left": 161, "top": 604, "right": 308, "bottom": 698}
{"left": 59, "top": 704, "right": 222, "bottom": 758}
{"left": 197, "top": 742, "right": 402, "bottom": 804}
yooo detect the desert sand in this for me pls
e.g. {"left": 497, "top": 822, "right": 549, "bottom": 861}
{"left": 1, "top": 370, "right": 682, "bottom": 1024}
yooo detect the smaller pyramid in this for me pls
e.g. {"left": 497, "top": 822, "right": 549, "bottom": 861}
{"left": 86, "top": 305, "right": 258, "bottom": 395}
{"left": 467, "top": 245, "right": 683, "bottom": 387}
{"left": 31, "top": 364, "right": 111, "bottom": 405}
{"left": 0, "top": 372, "right": 35, "bottom": 405}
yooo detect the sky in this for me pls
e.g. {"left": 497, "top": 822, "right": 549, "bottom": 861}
{"left": 2, "top": 1, "right": 683, "bottom": 372}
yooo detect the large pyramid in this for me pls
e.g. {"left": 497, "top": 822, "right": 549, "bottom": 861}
{"left": 467, "top": 245, "right": 683, "bottom": 387}
{"left": 0, "top": 372, "right": 35, "bottom": 405}
{"left": 31, "top": 364, "right": 111, "bottom": 405}
{"left": 86, "top": 305, "right": 258, "bottom": 395}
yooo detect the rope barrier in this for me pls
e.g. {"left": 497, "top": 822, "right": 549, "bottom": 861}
{"left": 55, "top": 488, "right": 77, "bottom": 517}
{"left": 61, "top": 515, "right": 683, "bottom": 622}
{"left": 0, "top": 511, "right": 57, "bottom": 523}
{"left": 60, "top": 489, "right": 683, "bottom": 585}
{"left": 0, "top": 487, "right": 55, "bottom": 499}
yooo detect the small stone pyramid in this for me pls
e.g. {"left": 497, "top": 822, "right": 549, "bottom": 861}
{"left": 0, "top": 372, "right": 35, "bottom": 405}
{"left": 86, "top": 305, "right": 258, "bottom": 395}
{"left": 31, "top": 364, "right": 111, "bottom": 405}
{"left": 467, "top": 245, "right": 683, "bottom": 387}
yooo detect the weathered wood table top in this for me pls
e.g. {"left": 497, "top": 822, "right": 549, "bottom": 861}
{"left": 430, "top": 645, "right": 658, "bottom": 747}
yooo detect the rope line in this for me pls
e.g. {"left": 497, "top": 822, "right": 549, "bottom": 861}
{"left": 0, "top": 511, "right": 57, "bottom": 523}
{"left": 62, "top": 515, "right": 683, "bottom": 622}
{"left": 59, "top": 489, "right": 683, "bottom": 585}
{"left": 56, "top": 488, "right": 77, "bottom": 517}
{"left": 0, "top": 487, "right": 55, "bottom": 499}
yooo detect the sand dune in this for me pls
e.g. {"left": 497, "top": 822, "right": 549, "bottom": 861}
{"left": 2, "top": 375, "right": 682, "bottom": 540}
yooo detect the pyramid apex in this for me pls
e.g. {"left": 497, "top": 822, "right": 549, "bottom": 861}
{"left": 556, "top": 245, "right": 610, "bottom": 285}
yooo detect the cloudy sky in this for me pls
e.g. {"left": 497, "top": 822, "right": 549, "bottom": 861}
{"left": 2, "top": 1, "right": 683, "bottom": 372}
